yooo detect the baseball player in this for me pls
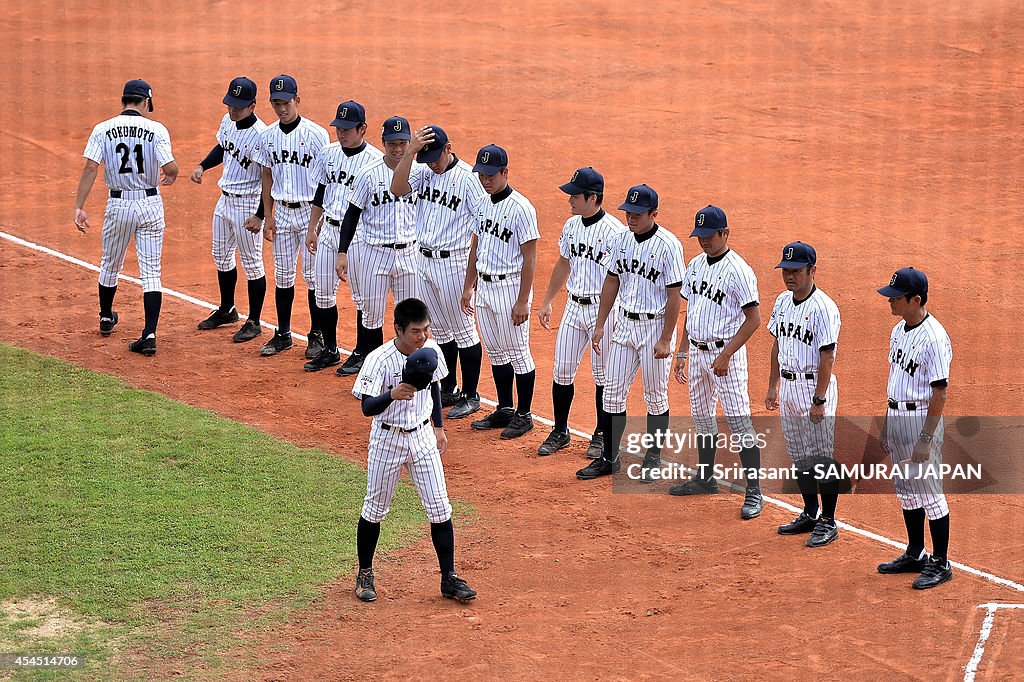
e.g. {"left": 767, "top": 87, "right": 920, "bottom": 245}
{"left": 250, "top": 74, "right": 329, "bottom": 358}
{"left": 460, "top": 144, "right": 539, "bottom": 440}
{"left": 190, "top": 76, "right": 268, "bottom": 344}
{"left": 575, "top": 184, "right": 685, "bottom": 480}
{"left": 352, "top": 297, "right": 477, "bottom": 603}
{"left": 73, "top": 79, "right": 178, "bottom": 356}
{"left": 670, "top": 206, "right": 764, "bottom": 520}
{"left": 335, "top": 116, "right": 419, "bottom": 366}
{"left": 537, "top": 167, "right": 626, "bottom": 458}
{"left": 876, "top": 267, "right": 954, "bottom": 590}
{"left": 765, "top": 242, "right": 843, "bottom": 547}
{"left": 390, "top": 125, "right": 487, "bottom": 419}
{"left": 301, "top": 101, "right": 384, "bottom": 372}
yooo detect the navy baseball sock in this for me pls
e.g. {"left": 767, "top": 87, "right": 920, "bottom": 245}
{"left": 515, "top": 369, "right": 536, "bottom": 415}
{"left": 928, "top": 513, "right": 950, "bottom": 564}
{"left": 459, "top": 343, "right": 482, "bottom": 396}
{"left": 430, "top": 520, "right": 456, "bottom": 577}
{"left": 821, "top": 494, "right": 838, "bottom": 520}
{"left": 492, "top": 363, "right": 515, "bottom": 409}
{"left": 98, "top": 283, "right": 117, "bottom": 318}
{"left": 552, "top": 381, "right": 574, "bottom": 432}
{"left": 275, "top": 286, "right": 294, "bottom": 334}
{"left": 739, "top": 445, "right": 761, "bottom": 489}
{"left": 354, "top": 309, "right": 367, "bottom": 355}
{"left": 142, "top": 291, "right": 161, "bottom": 337}
{"left": 439, "top": 340, "right": 459, "bottom": 394}
{"left": 646, "top": 411, "right": 670, "bottom": 458}
{"left": 306, "top": 289, "right": 320, "bottom": 334}
{"left": 696, "top": 436, "right": 717, "bottom": 482}
{"left": 357, "top": 517, "right": 381, "bottom": 571}
{"left": 903, "top": 507, "right": 927, "bottom": 558}
{"left": 321, "top": 305, "right": 338, "bottom": 351}
{"left": 796, "top": 468, "right": 820, "bottom": 517}
{"left": 366, "top": 326, "right": 384, "bottom": 353}
{"left": 595, "top": 384, "right": 606, "bottom": 435}
{"left": 247, "top": 276, "right": 266, "bottom": 322}
{"left": 604, "top": 410, "right": 627, "bottom": 462}
{"left": 217, "top": 268, "right": 237, "bottom": 312}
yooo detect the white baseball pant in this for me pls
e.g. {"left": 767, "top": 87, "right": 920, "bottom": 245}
{"left": 553, "top": 296, "right": 614, "bottom": 386}
{"left": 361, "top": 421, "right": 452, "bottom": 523}
{"left": 418, "top": 248, "right": 479, "bottom": 347}
{"left": 476, "top": 274, "right": 535, "bottom": 374}
{"left": 212, "top": 194, "right": 264, "bottom": 279}
{"left": 98, "top": 194, "right": 165, "bottom": 293}
{"left": 688, "top": 342, "right": 757, "bottom": 442}
{"left": 356, "top": 244, "right": 419, "bottom": 329}
{"left": 602, "top": 313, "right": 675, "bottom": 414}
{"left": 273, "top": 202, "right": 315, "bottom": 290}
{"left": 886, "top": 407, "right": 948, "bottom": 519}
{"left": 315, "top": 216, "right": 341, "bottom": 308}
{"left": 347, "top": 237, "right": 367, "bottom": 311}
{"left": 779, "top": 372, "right": 838, "bottom": 468}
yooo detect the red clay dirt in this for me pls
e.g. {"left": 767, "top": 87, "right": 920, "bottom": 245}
{"left": 2, "top": 0, "right": 1023, "bottom": 679}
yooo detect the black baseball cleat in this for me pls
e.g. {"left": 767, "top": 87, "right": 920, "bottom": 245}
{"left": 354, "top": 568, "right": 377, "bottom": 602}
{"left": 260, "top": 331, "right": 293, "bottom": 357}
{"left": 471, "top": 407, "right": 515, "bottom": 431}
{"left": 639, "top": 451, "right": 661, "bottom": 484}
{"left": 778, "top": 511, "right": 819, "bottom": 535}
{"left": 128, "top": 334, "right": 157, "bottom": 356}
{"left": 305, "top": 330, "right": 325, "bottom": 359}
{"left": 877, "top": 551, "right": 929, "bottom": 574}
{"left": 447, "top": 393, "right": 481, "bottom": 419}
{"left": 441, "top": 572, "right": 477, "bottom": 602}
{"left": 806, "top": 517, "right": 839, "bottom": 547}
{"left": 668, "top": 477, "right": 720, "bottom": 496}
{"left": 197, "top": 306, "right": 239, "bottom": 330}
{"left": 500, "top": 412, "right": 534, "bottom": 440}
{"left": 740, "top": 485, "right": 764, "bottom": 520}
{"left": 537, "top": 428, "right": 570, "bottom": 456}
{"left": 336, "top": 351, "right": 364, "bottom": 376}
{"left": 586, "top": 431, "right": 605, "bottom": 459}
{"left": 440, "top": 386, "right": 462, "bottom": 407}
{"left": 912, "top": 557, "right": 954, "bottom": 590}
{"left": 99, "top": 311, "right": 119, "bottom": 337}
{"left": 304, "top": 348, "right": 341, "bottom": 372}
{"left": 576, "top": 457, "right": 621, "bottom": 480}
{"left": 232, "top": 319, "right": 262, "bottom": 343}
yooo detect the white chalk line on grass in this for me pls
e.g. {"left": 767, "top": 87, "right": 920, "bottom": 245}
{"left": 964, "top": 603, "right": 1024, "bottom": 681}
{"left": 4, "top": 227, "right": 1024, "bottom": 603}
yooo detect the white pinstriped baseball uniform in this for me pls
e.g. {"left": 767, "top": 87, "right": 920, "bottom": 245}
{"left": 253, "top": 116, "right": 329, "bottom": 289}
{"left": 471, "top": 187, "right": 539, "bottom": 373}
{"left": 768, "top": 287, "right": 841, "bottom": 467}
{"left": 312, "top": 141, "right": 384, "bottom": 308}
{"left": 83, "top": 111, "right": 175, "bottom": 293}
{"left": 353, "top": 339, "right": 452, "bottom": 523}
{"left": 211, "top": 113, "right": 267, "bottom": 279}
{"left": 684, "top": 249, "right": 760, "bottom": 436}
{"left": 553, "top": 209, "right": 627, "bottom": 385}
{"left": 886, "top": 314, "right": 952, "bottom": 519}
{"left": 347, "top": 159, "right": 420, "bottom": 328}
{"left": 602, "top": 225, "right": 685, "bottom": 414}
{"left": 408, "top": 157, "right": 485, "bottom": 347}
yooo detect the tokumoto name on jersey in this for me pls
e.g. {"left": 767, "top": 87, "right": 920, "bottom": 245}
{"left": 104, "top": 125, "right": 155, "bottom": 142}
{"left": 891, "top": 347, "right": 921, "bottom": 377}
{"left": 615, "top": 254, "right": 661, "bottom": 283}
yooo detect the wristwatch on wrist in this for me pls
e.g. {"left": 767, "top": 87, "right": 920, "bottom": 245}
{"left": 675, "top": 351, "right": 687, "bottom": 360}
{"left": 811, "top": 395, "right": 826, "bottom": 406}
{"left": 918, "top": 431, "right": 934, "bottom": 443}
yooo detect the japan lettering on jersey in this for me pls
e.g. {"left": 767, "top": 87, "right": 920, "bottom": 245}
{"left": 83, "top": 113, "right": 174, "bottom": 191}
{"left": 253, "top": 117, "right": 329, "bottom": 202}
{"left": 471, "top": 189, "right": 540, "bottom": 275}
{"left": 312, "top": 142, "right": 384, "bottom": 220}
{"left": 215, "top": 113, "right": 267, "bottom": 195}
{"left": 887, "top": 315, "right": 952, "bottom": 403}
{"left": 558, "top": 210, "right": 627, "bottom": 298}
{"left": 408, "top": 157, "right": 486, "bottom": 250}
{"left": 348, "top": 159, "right": 418, "bottom": 245}
{"left": 683, "top": 250, "right": 759, "bottom": 340}
{"left": 768, "top": 287, "right": 842, "bottom": 373}
{"left": 607, "top": 225, "right": 686, "bottom": 315}
{"left": 352, "top": 339, "right": 449, "bottom": 429}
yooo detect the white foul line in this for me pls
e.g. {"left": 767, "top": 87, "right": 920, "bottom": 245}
{"left": 3, "top": 227, "right": 1024, "bottom": 599}
{"left": 964, "top": 603, "right": 1024, "bottom": 680}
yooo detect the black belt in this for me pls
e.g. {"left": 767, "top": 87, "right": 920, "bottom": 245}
{"left": 381, "top": 418, "right": 431, "bottom": 433}
{"left": 888, "top": 399, "right": 921, "bottom": 411}
{"left": 221, "top": 190, "right": 256, "bottom": 199}
{"left": 781, "top": 369, "right": 815, "bottom": 381}
{"left": 479, "top": 273, "right": 510, "bottom": 282}
{"left": 378, "top": 242, "right": 411, "bottom": 250}
{"left": 420, "top": 247, "right": 451, "bottom": 259}
{"left": 570, "top": 294, "right": 594, "bottom": 305}
{"left": 109, "top": 188, "right": 157, "bottom": 198}
{"left": 279, "top": 200, "right": 307, "bottom": 209}
{"left": 324, "top": 216, "right": 341, "bottom": 227}
{"left": 622, "top": 309, "right": 658, "bottom": 320}
{"left": 689, "top": 338, "right": 725, "bottom": 351}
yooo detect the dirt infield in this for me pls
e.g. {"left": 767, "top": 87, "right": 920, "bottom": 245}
{"left": 2, "top": 0, "right": 1023, "bottom": 678}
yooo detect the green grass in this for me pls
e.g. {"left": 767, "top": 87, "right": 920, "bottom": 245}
{"left": 0, "top": 344, "right": 447, "bottom": 679}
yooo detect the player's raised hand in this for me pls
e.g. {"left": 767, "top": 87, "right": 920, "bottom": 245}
{"left": 460, "top": 287, "right": 475, "bottom": 316}
{"left": 263, "top": 215, "right": 276, "bottom": 243}
{"left": 435, "top": 427, "right": 447, "bottom": 456}
{"left": 190, "top": 166, "right": 204, "bottom": 184}
{"left": 336, "top": 253, "right": 349, "bottom": 282}
{"left": 390, "top": 383, "right": 417, "bottom": 401}
{"left": 653, "top": 338, "right": 672, "bottom": 359}
{"left": 409, "top": 126, "right": 435, "bottom": 153}
{"left": 511, "top": 300, "right": 530, "bottom": 326}
{"left": 591, "top": 326, "right": 605, "bottom": 355}
{"left": 711, "top": 352, "right": 731, "bottom": 377}
{"left": 765, "top": 386, "right": 779, "bottom": 411}
{"left": 74, "top": 208, "right": 90, "bottom": 234}
{"left": 538, "top": 302, "right": 553, "bottom": 330}
{"left": 243, "top": 215, "right": 263, "bottom": 234}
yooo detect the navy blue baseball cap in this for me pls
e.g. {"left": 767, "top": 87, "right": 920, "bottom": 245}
{"left": 416, "top": 126, "right": 450, "bottom": 163}
{"left": 382, "top": 116, "right": 412, "bottom": 141}
{"left": 268, "top": 74, "right": 298, "bottom": 101}
{"left": 223, "top": 76, "right": 257, "bottom": 108}
{"left": 877, "top": 267, "right": 928, "bottom": 298}
{"left": 123, "top": 79, "right": 154, "bottom": 111}
{"left": 690, "top": 205, "right": 728, "bottom": 237}
{"left": 407, "top": 347, "right": 438, "bottom": 374}
{"left": 560, "top": 167, "right": 604, "bottom": 195}
{"left": 776, "top": 241, "right": 817, "bottom": 268}
{"left": 619, "top": 184, "right": 659, "bottom": 213}
{"left": 473, "top": 144, "right": 509, "bottom": 174}
{"left": 332, "top": 100, "right": 365, "bottom": 129}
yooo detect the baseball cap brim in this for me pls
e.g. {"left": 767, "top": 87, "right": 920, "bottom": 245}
{"left": 877, "top": 285, "right": 911, "bottom": 297}
{"left": 269, "top": 92, "right": 295, "bottom": 102}
{"left": 332, "top": 118, "right": 361, "bottom": 129}
{"left": 223, "top": 94, "right": 254, "bottom": 108}
{"left": 417, "top": 146, "right": 444, "bottom": 163}
{"left": 473, "top": 162, "right": 504, "bottom": 175}
{"left": 690, "top": 226, "right": 722, "bottom": 237}
{"left": 382, "top": 132, "right": 412, "bottom": 141}
{"left": 776, "top": 260, "right": 811, "bottom": 269}
{"left": 559, "top": 181, "right": 587, "bottom": 195}
{"left": 619, "top": 201, "right": 654, "bottom": 213}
